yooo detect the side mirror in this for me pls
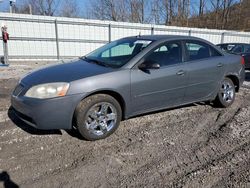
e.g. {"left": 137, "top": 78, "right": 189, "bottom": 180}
{"left": 138, "top": 61, "right": 160, "bottom": 70}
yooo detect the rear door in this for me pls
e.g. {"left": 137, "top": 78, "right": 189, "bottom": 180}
{"left": 130, "top": 41, "right": 188, "bottom": 114}
{"left": 243, "top": 45, "right": 250, "bottom": 68}
{"left": 183, "top": 40, "right": 225, "bottom": 103}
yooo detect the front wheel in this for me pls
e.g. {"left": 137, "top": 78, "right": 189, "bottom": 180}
{"left": 75, "top": 94, "right": 122, "bottom": 141}
{"left": 214, "top": 77, "right": 235, "bottom": 108}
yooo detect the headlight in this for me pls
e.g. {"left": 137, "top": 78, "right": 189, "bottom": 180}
{"left": 25, "top": 82, "right": 69, "bottom": 99}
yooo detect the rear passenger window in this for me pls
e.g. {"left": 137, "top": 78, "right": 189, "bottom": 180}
{"left": 145, "top": 42, "right": 182, "bottom": 67}
{"left": 185, "top": 42, "right": 210, "bottom": 61}
{"left": 210, "top": 47, "right": 222, "bottom": 57}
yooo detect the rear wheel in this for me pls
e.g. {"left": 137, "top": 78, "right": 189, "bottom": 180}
{"left": 214, "top": 77, "right": 235, "bottom": 108}
{"left": 75, "top": 94, "right": 122, "bottom": 141}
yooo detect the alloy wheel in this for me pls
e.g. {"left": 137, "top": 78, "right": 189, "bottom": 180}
{"left": 220, "top": 80, "right": 235, "bottom": 103}
{"left": 85, "top": 102, "right": 117, "bottom": 136}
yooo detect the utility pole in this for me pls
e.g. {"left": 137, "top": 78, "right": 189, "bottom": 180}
{"left": 29, "top": 4, "right": 32, "bottom": 14}
{"left": 186, "top": 0, "right": 190, "bottom": 26}
{"left": 141, "top": 0, "right": 144, "bottom": 24}
{"left": 9, "top": 0, "right": 16, "bottom": 13}
{"left": 177, "top": 0, "right": 182, "bottom": 25}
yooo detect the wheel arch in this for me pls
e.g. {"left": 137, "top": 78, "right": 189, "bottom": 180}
{"left": 74, "top": 90, "right": 126, "bottom": 122}
{"left": 225, "top": 74, "right": 240, "bottom": 92}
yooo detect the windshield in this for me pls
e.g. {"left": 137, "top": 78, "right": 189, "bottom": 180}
{"left": 84, "top": 38, "right": 153, "bottom": 68}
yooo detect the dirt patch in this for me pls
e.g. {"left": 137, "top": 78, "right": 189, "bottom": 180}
{"left": 0, "top": 63, "right": 249, "bottom": 188}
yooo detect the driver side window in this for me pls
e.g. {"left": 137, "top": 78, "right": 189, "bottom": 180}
{"left": 145, "top": 42, "right": 182, "bottom": 67}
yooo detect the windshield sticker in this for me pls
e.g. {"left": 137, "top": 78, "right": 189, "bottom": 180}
{"left": 134, "top": 40, "right": 152, "bottom": 45}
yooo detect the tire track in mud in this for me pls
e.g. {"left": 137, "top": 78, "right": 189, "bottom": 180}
{"left": 0, "top": 103, "right": 219, "bottom": 187}
{"left": 171, "top": 104, "right": 249, "bottom": 186}
{"left": 19, "top": 102, "right": 248, "bottom": 187}
{"left": 103, "top": 94, "right": 250, "bottom": 187}
{"left": 174, "top": 142, "right": 250, "bottom": 187}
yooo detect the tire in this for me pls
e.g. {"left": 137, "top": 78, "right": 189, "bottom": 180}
{"left": 214, "top": 77, "right": 235, "bottom": 108}
{"left": 75, "top": 94, "right": 122, "bottom": 141}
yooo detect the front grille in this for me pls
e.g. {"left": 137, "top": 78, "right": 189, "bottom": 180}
{"left": 13, "top": 84, "right": 24, "bottom": 96}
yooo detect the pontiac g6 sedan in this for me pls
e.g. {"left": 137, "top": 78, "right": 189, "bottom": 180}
{"left": 11, "top": 35, "right": 245, "bottom": 140}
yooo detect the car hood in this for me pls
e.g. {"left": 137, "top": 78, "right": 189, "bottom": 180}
{"left": 21, "top": 59, "right": 114, "bottom": 86}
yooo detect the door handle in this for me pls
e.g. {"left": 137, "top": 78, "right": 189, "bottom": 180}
{"left": 176, "top": 70, "right": 185, "bottom": 76}
{"left": 217, "top": 63, "right": 223, "bottom": 67}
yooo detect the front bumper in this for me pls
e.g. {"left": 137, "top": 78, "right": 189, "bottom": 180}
{"left": 11, "top": 94, "right": 85, "bottom": 130}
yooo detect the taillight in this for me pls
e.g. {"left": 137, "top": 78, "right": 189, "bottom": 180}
{"left": 241, "top": 56, "right": 245, "bottom": 65}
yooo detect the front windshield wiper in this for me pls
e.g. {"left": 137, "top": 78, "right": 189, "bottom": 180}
{"left": 80, "top": 56, "right": 109, "bottom": 67}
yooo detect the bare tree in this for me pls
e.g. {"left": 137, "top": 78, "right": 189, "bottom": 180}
{"left": 90, "top": 0, "right": 126, "bottom": 21}
{"left": 148, "top": 0, "right": 165, "bottom": 24}
{"left": 221, "top": 0, "right": 235, "bottom": 29}
{"left": 176, "top": 0, "right": 190, "bottom": 26}
{"left": 27, "top": 0, "right": 61, "bottom": 16}
{"left": 208, "top": 0, "right": 238, "bottom": 29}
{"left": 199, "top": 0, "right": 205, "bottom": 16}
{"left": 16, "top": 4, "right": 32, "bottom": 14}
{"left": 177, "top": 0, "right": 182, "bottom": 22}
{"left": 60, "top": 0, "right": 79, "bottom": 18}
{"left": 157, "top": 0, "right": 177, "bottom": 25}
{"left": 90, "top": 0, "right": 147, "bottom": 23}
{"left": 129, "top": 0, "right": 145, "bottom": 23}
{"left": 210, "top": 0, "right": 222, "bottom": 28}
{"left": 168, "top": 0, "right": 176, "bottom": 25}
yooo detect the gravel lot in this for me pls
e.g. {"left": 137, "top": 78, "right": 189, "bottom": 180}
{"left": 0, "top": 62, "right": 250, "bottom": 188}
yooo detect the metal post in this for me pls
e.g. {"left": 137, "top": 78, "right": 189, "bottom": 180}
{"left": 1, "top": 25, "right": 9, "bottom": 65}
{"left": 3, "top": 42, "right": 9, "bottom": 65}
{"left": 29, "top": 4, "right": 32, "bottom": 15}
{"left": 108, "top": 24, "right": 112, "bottom": 57}
{"left": 54, "top": 19, "right": 60, "bottom": 60}
{"left": 9, "top": 0, "right": 16, "bottom": 13}
{"left": 221, "top": 32, "right": 225, "bottom": 44}
{"left": 151, "top": 26, "right": 154, "bottom": 35}
{"left": 108, "top": 24, "right": 112, "bottom": 43}
{"left": 188, "top": 30, "right": 192, "bottom": 36}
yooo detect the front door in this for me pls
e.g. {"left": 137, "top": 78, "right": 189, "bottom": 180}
{"left": 130, "top": 41, "right": 188, "bottom": 114}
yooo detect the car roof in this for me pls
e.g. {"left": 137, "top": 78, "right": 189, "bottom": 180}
{"left": 124, "top": 35, "right": 204, "bottom": 41}
{"left": 217, "top": 43, "right": 250, "bottom": 45}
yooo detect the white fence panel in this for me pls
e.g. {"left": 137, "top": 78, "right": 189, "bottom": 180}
{"left": 111, "top": 22, "right": 152, "bottom": 41}
{"left": 224, "top": 34, "right": 250, "bottom": 43}
{"left": 0, "top": 12, "right": 250, "bottom": 61}
{"left": 154, "top": 25, "right": 190, "bottom": 36}
{"left": 59, "top": 42, "right": 104, "bottom": 57}
{"left": 8, "top": 41, "right": 57, "bottom": 57}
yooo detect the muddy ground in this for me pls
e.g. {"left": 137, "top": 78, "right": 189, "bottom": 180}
{"left": 0, "top": 62, "right": 250, "bottom": 188}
